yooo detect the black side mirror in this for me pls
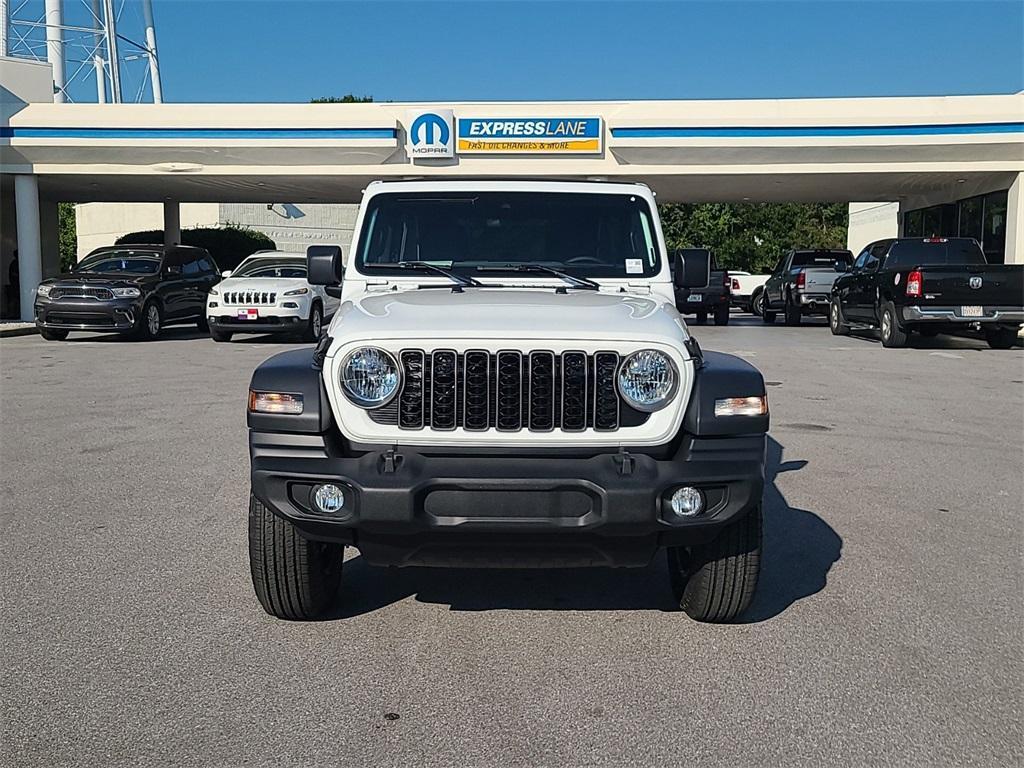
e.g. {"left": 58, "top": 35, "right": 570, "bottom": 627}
{"left": 673, "top": 249, "right": 710, "bottom": 290}
{"left": 307, "top": 245, "right": 344, "bottom": 286}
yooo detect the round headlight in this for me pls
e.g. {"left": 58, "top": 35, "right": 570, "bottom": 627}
{"left": 617, "top": 349, "right": 677, "bottom": 412}
{"left": 340, "top": 347, "right": 401, "bottom": 408}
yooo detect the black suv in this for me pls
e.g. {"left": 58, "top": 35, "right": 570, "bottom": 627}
{"left": 34, "top": 245, "right": 220, "bottom": 341}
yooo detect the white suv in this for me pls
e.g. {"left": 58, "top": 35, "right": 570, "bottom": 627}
{"left": 206, "top": 251, "right": 339, "bottom": 342}
{"left": 244, "top": 180, "right": 770, "bottom": 623}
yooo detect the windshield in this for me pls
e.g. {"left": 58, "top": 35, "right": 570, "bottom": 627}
{"left": 75, "top": 249, "right": 161, "bottom": 274}
{"left": 886, "top": 239, "right": 987, "bottom": 267}
{"left": 231, "top": 257, "right": 307, "bottom": 278}
{"left": 356, "top": 192, "right": 661, "bottom": 278}
{"left": 792, "top": 251, "right": 852, "bottom": 268}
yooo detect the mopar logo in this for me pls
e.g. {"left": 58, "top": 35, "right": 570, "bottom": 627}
{"left": 406, "top": 109, "right": 454, "bottom": 159}
{"left": 410, "top": 113, "right": 450, "bottom": 146}
{"left": 969, "top": 276, "right": 983, "bottom": 289}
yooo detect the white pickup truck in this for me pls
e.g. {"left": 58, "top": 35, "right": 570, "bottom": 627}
{"left": 245, "top": 180, "right": 770, "bottom": 623}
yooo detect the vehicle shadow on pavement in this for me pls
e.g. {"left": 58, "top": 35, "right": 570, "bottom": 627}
{"left": 331, "top": 436, "right": 841, "bottom": 621}
{"left": 737, "top": 436, "right": 842, "bottom": 623}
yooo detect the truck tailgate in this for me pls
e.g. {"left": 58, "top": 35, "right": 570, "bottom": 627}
{"left": 802, "top": 268, "right": 839, "bottom": 293}
{"left": 919, "top": 265, "right": 1023, "bottom": 306}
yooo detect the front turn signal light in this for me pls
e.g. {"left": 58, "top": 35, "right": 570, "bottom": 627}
{"left": 249, "top": 391, "right": 304, "bottom": 415}
{"left": 714, "top": 396, "right": 768, "bottom": 417}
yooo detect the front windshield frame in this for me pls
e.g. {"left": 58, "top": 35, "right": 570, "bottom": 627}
{"left": 353, "top": 191, "right": 663, "bottom": 280}
{"left": 231, "top": 257, "right": 308, "bottom": 279}
{"left": 75, "top": 249, "right": 162, "bottom": 275}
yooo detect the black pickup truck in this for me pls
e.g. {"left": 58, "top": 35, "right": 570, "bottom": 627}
{"left": 673, "top": 248, "right": 731, "bottom": 325}
{"left": 830, "top": 237, "right": 1023, "bottom": 349}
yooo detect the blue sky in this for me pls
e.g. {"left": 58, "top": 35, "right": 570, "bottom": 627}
{"left": 147, "top": 0, "right": 1023, "bottom": 102}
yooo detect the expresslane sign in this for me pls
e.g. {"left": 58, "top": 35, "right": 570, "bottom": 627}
{"left": 457, "top": 117, "right": 602, "bottom": 154}
{"left": 404, "top": 111, "right": 603, "bottom": 159}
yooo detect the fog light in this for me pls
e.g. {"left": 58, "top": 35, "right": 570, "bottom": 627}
{"left": 670, "top": 486, "right": 704, "bottom": 518}
{"left": 312, "top": 484, "right": 345, "bottom": 514}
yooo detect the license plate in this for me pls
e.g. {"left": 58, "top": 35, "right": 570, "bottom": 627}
{"left": 237, "top": 309, "right": 259, "bottom": 320}
{"left": 960, "top": 305, "right": 983, "bottom": 318}
{"left": 687, "top": 294, "right": 703, "bottom": 303}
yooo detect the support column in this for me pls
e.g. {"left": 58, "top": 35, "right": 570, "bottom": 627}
{"left": 1004, "top": 172, "right": 1024, "bottom": 265}
{"left": 14, "top": 175, "right": 42, "bottom": 323}
{"left": 39, "top": 200, "right": 61, "bottom": 278}
{"left": 44, "top": 0, "right": 65, "bottom": 103}
{"left": 163, "top": 201, "right": 180, "bottom": 246}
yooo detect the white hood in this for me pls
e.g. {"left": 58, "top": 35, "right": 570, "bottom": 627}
{"left": 216, "top": 276, "right": 306, "bottom": 293}
{"left": 329, "top": 287, "right": 689, "bottom": 346}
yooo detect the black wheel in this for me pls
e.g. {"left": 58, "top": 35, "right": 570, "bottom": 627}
{"left": 750, "top": 289, "right": 765, "bottom": 317}
{"left": 829, "top": 297, "right": 849, "bottom": 336}
{"left": 668, "top": 504, "right": 762, "bottom": 623}
{"left": 984, "top": 326, "right": 1019, "bottom": 349}
{"left": 39, "top": 327, "right": 68, "bottom": 341}
{"left": 135, "top": 300, "right": 162, "bottom": 340}
{"left": 210, "top": 328, "right": 232, "bottom": 343}
{"left": 879, "top": 302, "right": 908, "bottom": 348}
{"left": 784, "top": 295, "right": 802, "bottom": 326}
{"left": 713, "top": 305, "right": 730, "bottom": 326}
{"left": 762, "top": 308, "right": 776, "bottom": 324}
{"left": 248, "top": 493, "right": 344, "bottom": 620}
{"left": 694, "top": 311, "right": 707, "bottom": 325}
{"left": 197, "top": 315, "right": 209, "bottom": 332}
{"left": 303, "top": 301, "right": 323, "bottom": 342}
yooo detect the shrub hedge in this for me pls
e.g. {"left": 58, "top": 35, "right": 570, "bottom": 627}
{"left": 115, "top": 226, "right": 276, "bottom": 271}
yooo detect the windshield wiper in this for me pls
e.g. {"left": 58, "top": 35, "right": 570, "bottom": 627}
{"left": 475, "top": 264, "right": 600, "bottom": 291}
{"left": 364, "top": 261, "right": 482, "bottom": 291}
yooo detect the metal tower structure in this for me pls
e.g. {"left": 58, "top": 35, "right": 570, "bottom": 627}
{"left": 2, "top": 0, "right": 163, "bottom": 103}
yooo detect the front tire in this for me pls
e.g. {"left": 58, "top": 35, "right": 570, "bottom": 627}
{"left": 751, "top": 289, "right": 765, "bottom": 317}
{"left": 694, "top": 311, "right": 707, "bottom": 325}
{"left": 713, "top": 305, "right": 730, "bottom": 326}
{"left": 248, "top": 494, "right": 344, "bottom": 620}
{"left": 39, "top": 327, "right": 69, "bottom": 341}
{"left": 829, "top": 297, "right": 850, "bottom": 336}
{"left": 668, "top": 504, "right": 762, "bottom": 622}
{"left": 210, "top": 328, "right": 232, "bottom": 343}
{"left": 984, "top": 326, "right": 1019, "bottom": 349}
{"left": 303, "top": 301, "right": 323, "bottom": 342}
{"left": 879, "top": 302, "right": 908, "bottom": 348}
{"left": 135, "top": 300, "right": 163, "bottom": 340}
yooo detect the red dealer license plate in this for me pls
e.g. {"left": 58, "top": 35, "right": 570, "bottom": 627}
{"left": 237, "top": 309, "right": 259, "bottom": 320}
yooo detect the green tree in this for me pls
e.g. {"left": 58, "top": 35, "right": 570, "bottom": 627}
{"left": 58, "top": 202, "right": 77, "bottom": 272}
{"left": 311, "top": 94, "right": 373, "bottom": 103}
{"left": 658, "top": 202, "right": 849, "bottom": 274}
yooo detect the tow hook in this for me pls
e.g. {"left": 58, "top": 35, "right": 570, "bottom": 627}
{"left": 381, "top": 446, "right": 402, "bottom": 474}
{"left": 614, "top": 448, "right": 635, "bottom": 476}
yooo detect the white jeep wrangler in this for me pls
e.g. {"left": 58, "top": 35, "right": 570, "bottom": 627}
{"left": 246, "top": 180, "right": 769, "bottom": 622}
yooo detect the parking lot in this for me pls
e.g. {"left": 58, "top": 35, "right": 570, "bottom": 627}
{"left": 1, "top": 316, "right": 1021, "bottom": 767}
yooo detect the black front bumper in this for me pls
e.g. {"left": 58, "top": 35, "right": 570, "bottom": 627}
{"left": 209, "top": 315, "right": 305, "bottom": 333}
{"left": 35, "top": 297, "right": 140, "bottom": 331}
{"left": 251, "top": 431, "right": 766, "bottom": 568}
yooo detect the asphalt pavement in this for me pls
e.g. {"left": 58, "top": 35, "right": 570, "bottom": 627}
{"left": 1, "top": 315, "right": 1022, "bottom": 767}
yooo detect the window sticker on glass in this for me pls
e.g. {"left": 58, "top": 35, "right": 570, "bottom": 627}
{"left": 625, "top": 258, "right": 643, "bottom": 274}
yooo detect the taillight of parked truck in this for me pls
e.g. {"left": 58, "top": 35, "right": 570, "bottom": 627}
{"left": 731, "top": 277, "right": 740, "bottom": 291}
{"left": 906, "top": 269, "right": 923, "bottom": 297}
{"left": 796, "top": 271, "right": 806, "bottom": 289}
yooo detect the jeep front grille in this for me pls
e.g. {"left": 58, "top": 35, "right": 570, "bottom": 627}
{"left": 223, "top": 291, "right": 277, "bottom": 305}
{"left": 371, "top": 350, "right": 630, "bottom": 432}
